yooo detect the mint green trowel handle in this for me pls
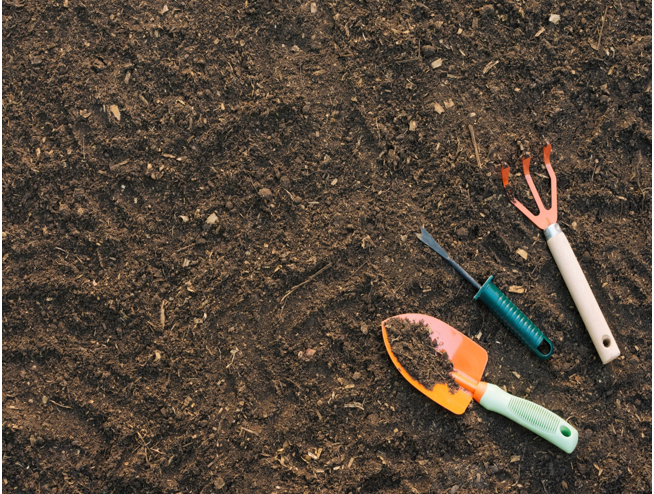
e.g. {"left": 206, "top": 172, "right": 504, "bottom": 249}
{"left": 479, "top": 383, "right": 578, "bottom": 454}
{"left": 474, "top": 276, "right": 554, "bottom": 359}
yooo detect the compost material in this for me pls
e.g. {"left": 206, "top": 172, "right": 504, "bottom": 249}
{"left": 3, "top": 0, "right": 651, "bottom": 493}
{"left": 385, "top": 317, "right": 458, "bottom": 393}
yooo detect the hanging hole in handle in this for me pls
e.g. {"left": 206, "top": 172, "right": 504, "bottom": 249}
{"left": 560, "top": 425, "right": 572, "bottom": 437}
{"left": 537, "top": 339, "right": 552, "bottom": 356}
{"left": 602, "top": 336, "right": 612, "bottom": 348}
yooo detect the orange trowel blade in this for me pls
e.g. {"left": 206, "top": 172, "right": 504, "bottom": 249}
{"left": 381, "top": 314, "right": 488, "bottom": 415}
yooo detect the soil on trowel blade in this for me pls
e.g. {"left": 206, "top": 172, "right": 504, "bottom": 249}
{"left": 385, "top": 317, "right": 459, "bottom": 393}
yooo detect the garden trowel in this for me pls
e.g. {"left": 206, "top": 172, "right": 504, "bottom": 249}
{"left": 381, "top": 313, "right": 578, "bottom": 453}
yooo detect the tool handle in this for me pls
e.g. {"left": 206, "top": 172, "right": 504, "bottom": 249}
{"left": 544, "top": 224, "right": 620, "bottom": 364}
{"left": 474, "top": 277, "right": 554, "bottom": 359}
{"left": 476, "top": 383, "right": 578, "bottom": 454}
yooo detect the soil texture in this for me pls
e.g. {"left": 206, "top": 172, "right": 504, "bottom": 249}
{"left": 3, "top": 0, "right": 652, "bottom": 493}
{"left": 385, "top": 317, "right": 458, "bottom": 393}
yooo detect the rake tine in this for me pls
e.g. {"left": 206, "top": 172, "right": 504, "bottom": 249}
{"left": 500, "top": 162, "right": 542, "bottom": 227}
{"left": 542, "top": 143, "right": 558, "bottom": 215}
{"left": 501, "top": 145, "right": 557, "bottom": 230}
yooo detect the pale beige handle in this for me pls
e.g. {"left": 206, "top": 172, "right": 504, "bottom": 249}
{"left": 545, "top": 224, "right": 620, "bottom": 364}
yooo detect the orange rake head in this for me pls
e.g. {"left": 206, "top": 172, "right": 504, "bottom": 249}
{"left": 501, "top": 143, "right": 557, "bottom": 230}
{"left": 381, "top": 314, "right": 488, "bottom": 415}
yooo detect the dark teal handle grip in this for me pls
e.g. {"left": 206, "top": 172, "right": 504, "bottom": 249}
{"left": 473, "top": 276, "right": 554, "bottom": 360}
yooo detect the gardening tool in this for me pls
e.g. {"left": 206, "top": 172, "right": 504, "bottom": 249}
{"left": 416, "top": 227, "right": 554, "bottom": 359}
{"left": 381, "top": 314, "right": 578, "bottom": 453}
{"left": 501, "top": 143, "right": 620, "bottom": 364}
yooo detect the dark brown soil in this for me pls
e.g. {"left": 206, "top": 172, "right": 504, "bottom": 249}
{"left": 385, "top": 317, "right": 458, "bottom": 393}
{"left": 3, "top": 0, "right": 651, "bottom": 493}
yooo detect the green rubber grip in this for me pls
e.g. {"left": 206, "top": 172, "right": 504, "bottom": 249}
{"left": 473, "top": 276, "right": 554, "bottom": 359}
{"left": 479, "top": 383, "right": 578, "bottom": 454}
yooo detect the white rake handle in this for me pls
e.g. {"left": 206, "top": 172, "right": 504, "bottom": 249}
{"left": 545, "top": 224, "right": 620, "bottom": 364}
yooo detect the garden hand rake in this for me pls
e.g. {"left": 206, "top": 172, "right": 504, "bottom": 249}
{"left": 501, "top": 143, "right": 620, "bottom": 364}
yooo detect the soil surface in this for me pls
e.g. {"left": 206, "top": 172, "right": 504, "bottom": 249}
{"left": 385, "top": 317, "right": 457, "bottom": 393}
{"left": 2, "top": 0, "right": 652, "bottom": 493}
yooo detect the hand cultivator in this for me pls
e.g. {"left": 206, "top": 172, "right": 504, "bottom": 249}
{"left": 501, "top": 143, "right": 620, "bottom": 364}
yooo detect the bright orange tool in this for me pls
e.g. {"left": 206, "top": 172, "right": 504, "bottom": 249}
{"left": 381, "top": 314, "right": 578, "bottom": 453}
{"left": 501, "top": 143, "right": 620, "bottom": 364}
{"left": 501, "top": 144, "right": 557, "bottom": 230}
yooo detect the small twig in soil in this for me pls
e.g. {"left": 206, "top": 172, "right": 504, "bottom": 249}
{"left": 468, "top": 124, "right": 483, "bottom": 168}
{"left": 396, "top": 57, "right": 421, "bottom": 64}
{"left": 226, "top": 348, "right": 239, "bottom": 369}
{"left": 50, "top": 400, "right": 72, "bottom": 409}
{"left": 136, "top": 430, "right": 151, "bottom": 460}
{"left": 280, "top": 262, "right": 333, "bottom": 304}
{"left": 160, "top": 300, "right": 167, "bottom": 328}
{"left": 240, "top": 427, "right": 260, "bottom": 436}
{"left": 344, "top": 261, "right": 368, "bottom": 281}
{"left": 176, "top": 243, "right": 196, "bottom": 253}
{"left": 590, "top": 6, "right": 609, "bottom": 51}
{"left": 511, "top": 465, "right": 521, "bottom": 486}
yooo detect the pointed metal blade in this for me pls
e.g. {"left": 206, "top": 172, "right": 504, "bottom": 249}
{"left": 416, "top": 226, "right": 450, "bottom": 260}
{"left": 415, "top": 227, "right": 481, "bottom": 290}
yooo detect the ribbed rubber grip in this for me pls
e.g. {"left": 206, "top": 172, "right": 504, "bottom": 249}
{"left": 478, "top": 383, "right": 578, "bottom": 454}
{"left": 474, "top": 276, "right": 553, "bottom": 359}
{"left": 507, "top": 397, "right": 560, "bottom": 434}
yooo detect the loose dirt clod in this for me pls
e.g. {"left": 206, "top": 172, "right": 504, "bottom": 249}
{"left": 385, "top": 318, "right": 458, "bottom": 393}
{"left": 258, "top": 188, "right": 272, "bottom": 198}
{"left": 421, "top": 45, "right": 435, "bottom": 57}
